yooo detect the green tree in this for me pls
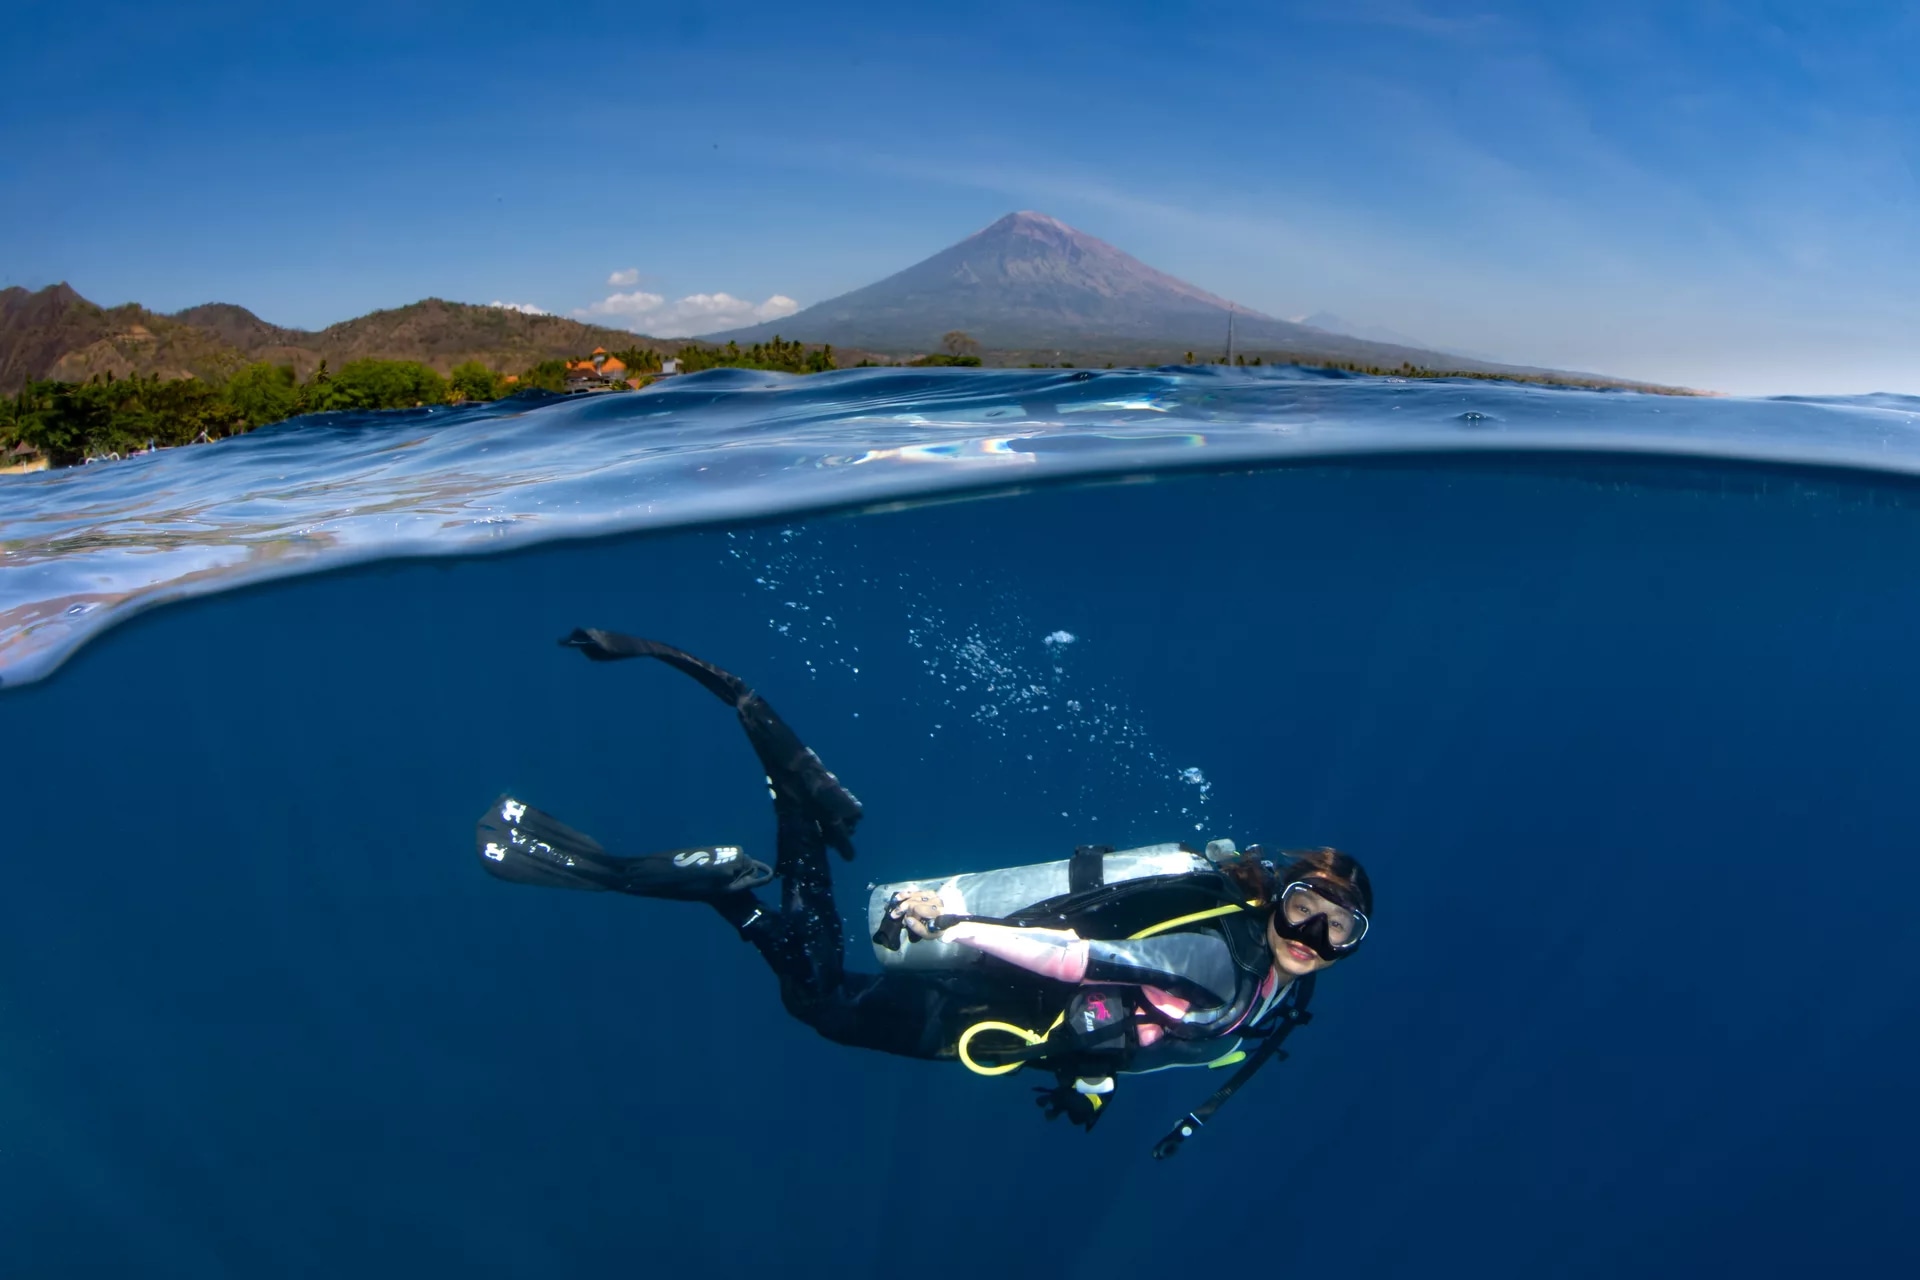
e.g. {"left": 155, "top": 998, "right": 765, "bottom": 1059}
{"left": 9, "top": 374, "right": 246, "bottom": 465}
{"left": 9, "top": 381, "right": 90, "bottom": 464}
{"left": 669, "top": 334, "right": 837, "bottom": 375}
{"left": 941, "top": 330, "right": 981, "bottom": 359}
{"left": 0, "top": 389, "right": 26, "bottom": 452}
{"left": 226, "top": 362, "right": 300, "bottom": 427}
{"left": 302, "top": 360, "right": 335, "bottom": 411}
{"left": 611, "top": 347, "right": 664, "bottom": 374}
{"left": 314, "top": 359, "right": 448, "bottom": 411}
{"left": 516, "top": 360, "right": 569, "bottom": 393}
{"left": 449, "top": 360, "right": 503, "bottom": 402}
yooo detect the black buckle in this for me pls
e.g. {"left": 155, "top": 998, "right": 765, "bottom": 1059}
{"left": 1069, "top": 844, "right": 1109, "bottom": 894}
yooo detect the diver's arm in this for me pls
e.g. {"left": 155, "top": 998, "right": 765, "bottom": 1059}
{"left": 934, "top": 926, "right": 1236, "bottom": 1007}
{"left": 937, "top": 922, "right": 1090, "bottom": 983}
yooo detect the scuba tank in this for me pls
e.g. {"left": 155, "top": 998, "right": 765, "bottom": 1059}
{"left": 865, "top": 842, "right": 1225, "bottom": 970}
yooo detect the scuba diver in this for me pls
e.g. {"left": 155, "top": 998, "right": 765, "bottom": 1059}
{"left": 476, "top": 629, "right": 1373, "bottom": 1158}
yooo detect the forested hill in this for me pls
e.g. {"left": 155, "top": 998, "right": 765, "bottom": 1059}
{"left": 0, "top": 285, "right": 252, "bottom": 394}
{"left": 0, "top": 287, "right": 693, "bottom": 394}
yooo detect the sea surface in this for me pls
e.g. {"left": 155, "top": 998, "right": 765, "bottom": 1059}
{"left": 3, "top": 366, "right": 1919, "bottom": 1277}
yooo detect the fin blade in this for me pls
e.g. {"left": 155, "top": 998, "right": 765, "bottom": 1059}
{"left": 475, "top": 794, "right": 618, "bottom": 892}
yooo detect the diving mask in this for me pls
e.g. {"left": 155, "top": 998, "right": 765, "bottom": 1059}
{"left": 1271, "top": 879, "right": 1369, "bottom": 961}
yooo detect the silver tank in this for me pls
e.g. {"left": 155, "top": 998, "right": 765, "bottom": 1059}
{"left": 866, "top": 842, "right": 1220, "bottom": 970}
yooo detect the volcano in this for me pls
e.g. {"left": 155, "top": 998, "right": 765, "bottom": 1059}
{"left": 701, "top": 210, "right": 1466, "bottom": 366}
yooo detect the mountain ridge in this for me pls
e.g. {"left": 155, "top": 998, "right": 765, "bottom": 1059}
{"left": 0, "top": 290, "right": 725, "bottom": 394}
{"left": 0, "top": 284, "right": 256, "bottom": 392}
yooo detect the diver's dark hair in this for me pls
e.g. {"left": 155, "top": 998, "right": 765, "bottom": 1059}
{"left": 1222, "top": 846, "right": 1373, "bottom": 917}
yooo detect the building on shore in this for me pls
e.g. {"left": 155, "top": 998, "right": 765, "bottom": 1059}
{"left": 565, "top": 347, "right": 642, "bottom": 393}
{"left": 2, "top": 440, "right": 48, "bottom": 474}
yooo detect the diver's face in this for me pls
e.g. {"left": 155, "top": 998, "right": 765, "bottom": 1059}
{"left": 1267, "top": 905, "right": 1337, "bottom": 977}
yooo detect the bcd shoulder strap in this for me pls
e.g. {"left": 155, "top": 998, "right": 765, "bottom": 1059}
{"left": 1151, "top": 972, "right": 1317, "bottom": 1161}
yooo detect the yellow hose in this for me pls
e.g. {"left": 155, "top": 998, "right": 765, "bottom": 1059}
{"left": 958, "top": 1013, "right": 1064, "bottom": 1076}
{"left": 1126, "top": 901, "right": 1259, "bottom": 939}
{"left": 955, "top": 899, "right": 1263, "bottom": 1076}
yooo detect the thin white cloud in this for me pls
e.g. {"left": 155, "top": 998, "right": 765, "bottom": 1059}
{"left": 607, "top": 268, "right": 641, "bottom": 286}
{"left": 581, "top": 289, "right": 667, "bottom": 319}
{"left": 488, "top": 300, "right": 550, "bottom": 315}
{"left": 575, "top": 290, "right": 799, "bottom": 337}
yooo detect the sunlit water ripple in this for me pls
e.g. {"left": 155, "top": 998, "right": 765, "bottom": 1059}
{"left": 5, "top": 364, "right": 1919, "bottom": 687}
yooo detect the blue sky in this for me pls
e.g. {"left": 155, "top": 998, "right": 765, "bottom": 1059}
{"left": 4, "top": 0, "right": 1916, "bottom": 394}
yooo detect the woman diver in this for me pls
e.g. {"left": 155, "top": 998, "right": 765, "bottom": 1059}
{"left": 476, "top": 629, "right": 1373, "bottom": 1157}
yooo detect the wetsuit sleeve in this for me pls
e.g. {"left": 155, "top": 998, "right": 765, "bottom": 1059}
{"left": 937, "top": 924, "right": 1239, "bottom": 1008}
{"left": 937, "top": 922, "right": 1088, "bottom": 983}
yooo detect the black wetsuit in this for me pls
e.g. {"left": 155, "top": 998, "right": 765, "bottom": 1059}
{"left": 493, "top": 629, "right": 1279, "bottom": 1068}
{"left": 702, "top": 748, "right": 1284, "bottom": 1073}
{"left": 705, "top": 795, "right": 1076, "bottom": 1062}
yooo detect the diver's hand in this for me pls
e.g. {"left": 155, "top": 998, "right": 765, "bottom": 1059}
{"left": 887, "top": 889, "right": 946, "bottom": 940}
{"left": 1034, "top": 1082, "right": 1107, "bottom": 1132}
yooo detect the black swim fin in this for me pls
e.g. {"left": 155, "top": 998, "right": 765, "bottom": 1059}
{"left": 558, "top": 629, "right": 865, "bottom": 859}
{"left": 475, "top": 794, "right": 772, "bottom": 899}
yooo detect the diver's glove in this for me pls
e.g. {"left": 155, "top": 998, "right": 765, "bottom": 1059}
{"left": 1034, "top": 1078, "right": 1112, "bottom": 1132}
{"left": 874, "top": 889, "right": 949, "bottom": 951}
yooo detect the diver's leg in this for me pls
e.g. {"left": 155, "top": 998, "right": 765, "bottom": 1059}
{"left": 709, "top": 800, "right": 1055, "bottom": 1062}
{"left": 780, "top": 967, "right": 1056, "bottom": 1062}
{"left": 545, "top": 629, "right": 966, "bottom": 1053}
{"left": 772, "top": 796, "right": 847, "bottom": 988}
{"left": 780, "top": 971, "right": 975, "bottom": 1060}
{"left": 707, "top": 797, "right": 844, "bottom": 990}
{"left": 711, "top": 883, "right": 990, "bottom": 1060}
{"left": 558, "top": 629, "right": 864, "bottom": 859}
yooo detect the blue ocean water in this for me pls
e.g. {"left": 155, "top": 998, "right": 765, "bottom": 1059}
{"left": 4, "top": 367, "right": 1920, "bottom": 1276}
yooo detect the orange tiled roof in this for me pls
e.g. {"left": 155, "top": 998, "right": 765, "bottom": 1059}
{"left": 601, "top": 357, "right": 627, "bottom": 373}
{"left": 591, "top": 347, "right": 608, "bottom": 355}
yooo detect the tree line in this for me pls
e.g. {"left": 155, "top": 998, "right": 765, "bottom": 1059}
{"left": 0, "top": 336, "right": 850, "bottom": 469}
{"left": 0, "top": 358, "right": 512, "bottom": 467}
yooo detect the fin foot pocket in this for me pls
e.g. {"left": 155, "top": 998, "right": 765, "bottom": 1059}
{"left": 621, "top": 845, "right": 776, "bottom": 898}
